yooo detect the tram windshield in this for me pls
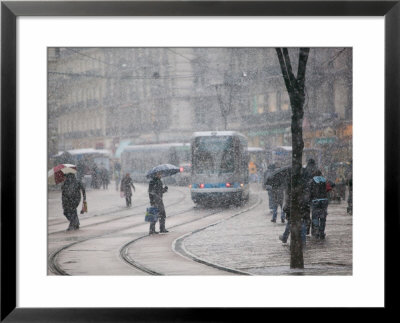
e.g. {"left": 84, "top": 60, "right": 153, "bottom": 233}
{"left": 193, "top": 136, "right": 234, "bottom": 174}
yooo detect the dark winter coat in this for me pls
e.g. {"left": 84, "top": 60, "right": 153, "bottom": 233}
{"left": 120, "top": 176, "right": 135, "bottom": 197}
{"left": 309, "top": 176, "right": 328, "bottom": 202}
{"left": 282, "top": 167, "right": 311, "bottom": 220}
{"left": 271, "top": 187, "right": 284, "bottom": 206}
{"left": 148, "top": 177, "right": 167, "bottom": 210}
{"left": 263, "top": 165, "right": 276, "bottom": 190}
{"left": 101, "top": 168, "right": 109, "bottom": 182}
{"left": 61, "top": 174, "right": 86, "bottom": 211}
{"left": 301, "top": 164, "right": 317, "bottom": 206}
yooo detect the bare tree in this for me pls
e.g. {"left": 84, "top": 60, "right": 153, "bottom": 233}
{"left": 215, "top": 82, "right": 236, "bottom": 130}
{"left": 275, "top": 48, "right": 310, "bottom": 269}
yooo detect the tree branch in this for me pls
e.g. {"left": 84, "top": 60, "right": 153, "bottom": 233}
{"left": 282, "top": 48, "right": 296, "bottom": 86}
{"left": 275, "top": 48, "right": 293, "bottom": 92}
{"left": 297, "top": 48, "right": 310, "bottom": 91}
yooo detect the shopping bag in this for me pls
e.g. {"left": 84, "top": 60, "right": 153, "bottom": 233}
{"left": 80, "top": 201, "right": 88, "bottom": 214}
{"left": 145, "top": 207, "right": 159, "bottom": 222}
{"left": 120, "top": 191, "right": 125, "bottom": 198}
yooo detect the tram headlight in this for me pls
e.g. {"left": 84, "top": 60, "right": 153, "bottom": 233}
{"left": 240, "top": 183, "right": 244, "bottom": 187}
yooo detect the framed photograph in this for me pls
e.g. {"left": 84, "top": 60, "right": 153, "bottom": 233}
{"left": 2, "top": 1, "right": 397, "bottom": 321}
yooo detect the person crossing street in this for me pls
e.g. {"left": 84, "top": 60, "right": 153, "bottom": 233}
{"left": 120, "top": 173, "right": 136, "bottom": 207}
{"left": 148, "top": 172, "right": 169, "bottom": 234}
{"left": 61, "top": 173, "right": 86, "bottom": 231}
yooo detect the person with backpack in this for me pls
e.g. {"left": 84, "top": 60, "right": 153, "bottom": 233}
{"left": 61, "top": 173, "right": 86, "bottom": 231}
{"left": 301, "top": 159, "right": 318, "bottom": 235}
{"left": 309, "top": 170, "right": 329, "bottom": 239}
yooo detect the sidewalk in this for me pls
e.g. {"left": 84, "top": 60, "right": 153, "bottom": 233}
{"left": 182, "top": 184, "right": 353, "bottom": 275}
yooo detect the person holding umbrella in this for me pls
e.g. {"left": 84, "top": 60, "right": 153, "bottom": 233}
{"left": 61, "top": 173, "right": 86, "bottom": 231}
{"left": 148, "top": 172, "right": 169, "bottom": 234}
{"left": 265, "top": 165, "right": 288, "bottom": 223}
{"left": 263, "top": 164, "right": 276, "bottom": 215}
{"left": 48, "top": 163, "right": 86, "bottom": 231}
{"left": 146, "top": 164, "right": 179, "bottom": 234}
{"left": 120, "top": 173, "right": 136, "bottom": 207}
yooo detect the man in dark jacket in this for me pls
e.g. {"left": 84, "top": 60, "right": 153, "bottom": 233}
{"left": 301, "top": 159, "right": 318, "bottom": 235}
{"left": 120, "top": 173, "right": 135, "bottom": 207}
{"left": 309, "top": 170, "right": 329, "bottom": 239}
{"left": 148, "top": 172, "right": 168, "bottom": 234}
{"left": 270, "top": 184, "right": 285, "bottom": 223}
{"left": 61, "top": 173, "right": 86, "bottom": 231}
{"left": 100, "top": 166, "right": 109, "bottom": 190}
{"left": 264, "top": 164, "right": 276, "bottom": 216}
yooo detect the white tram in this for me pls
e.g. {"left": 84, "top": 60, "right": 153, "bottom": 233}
{"left": 190, "top": 131, "right": 250, "bottom": 206}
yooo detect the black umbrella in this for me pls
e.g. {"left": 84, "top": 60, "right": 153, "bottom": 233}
{"left": 265, "top": 166, "right": 291, "bottom": 188}
{"left": 146, "top": 164, "right": 180, "bottom": 179}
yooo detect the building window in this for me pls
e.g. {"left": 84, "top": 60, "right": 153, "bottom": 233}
{"left": 281, "top": 91, "right": 290, "bottom": 111}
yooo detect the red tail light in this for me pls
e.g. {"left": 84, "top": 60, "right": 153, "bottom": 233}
{"left": 200, "top": 183, "right": 205, "bottom": 188}
{"left": 180, "top": 167, "right": 184, "bottom": 172}
{"left": 226, "top": 183, "right": 231, "bottom": 187}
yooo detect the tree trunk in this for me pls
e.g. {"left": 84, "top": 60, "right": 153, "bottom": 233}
{"left": 289, "top": 94, "right": 305, "bottom": 269}
{"left": 275, "top": 48, "right": 310, "bottom": 269}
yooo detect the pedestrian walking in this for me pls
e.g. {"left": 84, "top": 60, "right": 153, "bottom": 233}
{"left": 100, "top": 166, "right": 109, "bottom": 190}
{"left": 61, "top": 173, "right": 86, "bottom": 231}
{"left": 120, "top": 173, "right": 136, "bottom": 207}
{"left": 148, "top": 172, "right": 169, "bottom": 234}
{"left": 279, "top": 175, "right": 306, "bottom": 246}
{"left": 91, "top": 164, "right": 100, "bottom": 189}
{"left": 114, "top": 170, "right": 121, "bottom": 191}
{"left": 301, "top": 159, "right": 318, "bottom": 235}
{"left": 114, "top": 161, "right": 122, "bottom": 191}
{"left": 270, "top": 185, "right": 285, "bottom": 223}
{"left": 309, "top": 170, "right": 329, "bottom": 239}
{"left": 264, "top": 164, "right": 286, "bottom": 223}
{"left": 264, "top": 164, "right": 276, "bottom": 214}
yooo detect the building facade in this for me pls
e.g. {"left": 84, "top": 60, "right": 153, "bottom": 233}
{"left": 48, "top": 47, "right": 352, "bottom": 168}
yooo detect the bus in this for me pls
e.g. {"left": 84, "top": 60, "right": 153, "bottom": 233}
{"left": 190, "top": 131, "right": 250, "bottom": 206}
{"left": 51, "top": 148, "right": 112, "bottom": 188}
{"left": 121, "top": 143, "right": 191, "bottom": 183}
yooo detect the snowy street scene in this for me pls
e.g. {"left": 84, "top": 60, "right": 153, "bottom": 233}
{"left": 48, "top": 48, "right": 352, "bottom": 275}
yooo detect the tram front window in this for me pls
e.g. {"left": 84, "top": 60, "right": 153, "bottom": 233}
{"left": 193, "top": 137, "right": 234, "bottom": 174}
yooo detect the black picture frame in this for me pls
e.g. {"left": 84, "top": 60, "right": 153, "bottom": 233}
{"left": 1, "top": 1, "right": 398, "bottom": 321}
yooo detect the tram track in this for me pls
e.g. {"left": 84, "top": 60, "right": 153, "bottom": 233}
{"left": 49, "top": 188, "right": 263, "bottom": 276}
{"left": 119, "top": 192, "right": 263, "bottom": 276}
{"left": 48, "top": 186, "right": 188, "bottom": 235}
{"left": 48, "top": 186, "right": 188, "bottom": 274}
{"left": 48, "top": 203, "right": 222, "bottom": 275}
